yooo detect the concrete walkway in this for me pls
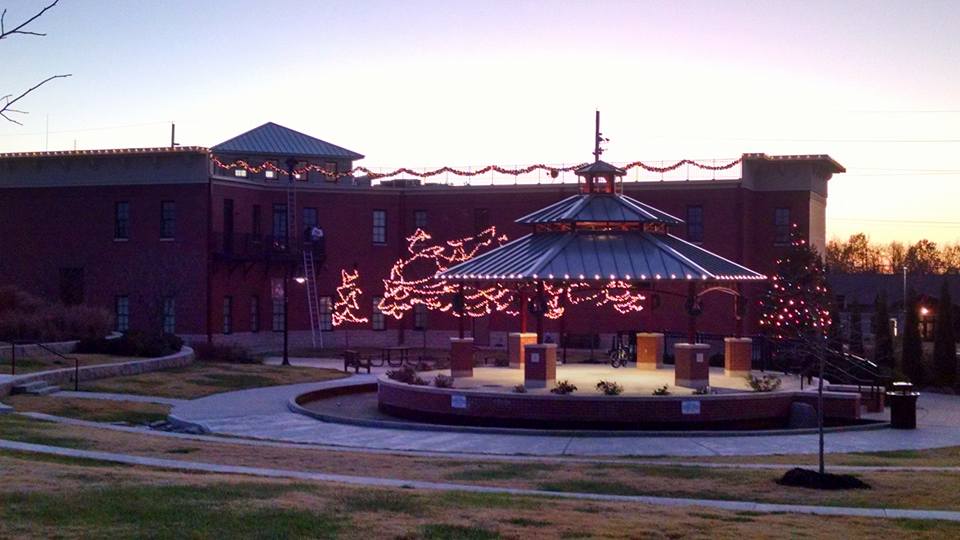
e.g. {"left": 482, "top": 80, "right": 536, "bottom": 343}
{"left": 2, "top": 437, "right": 959, "bottom": 522}
{"left": 169, "top": 377, "right": 960, "bottom": 457}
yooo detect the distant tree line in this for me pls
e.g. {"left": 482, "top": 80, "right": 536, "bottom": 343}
{"left": 826, "top": 233, "right": 960, "bottom": 274}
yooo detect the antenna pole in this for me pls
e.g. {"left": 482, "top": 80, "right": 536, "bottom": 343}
{"left": 170, "top": 123, "right": 176, "bottom": 148}
{"left": 593, "top": 110, "right": 601, "bottom": 162}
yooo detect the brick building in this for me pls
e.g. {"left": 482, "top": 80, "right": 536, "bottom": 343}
{"left": 0, "top": 122, "right": 844, "bottom": 349}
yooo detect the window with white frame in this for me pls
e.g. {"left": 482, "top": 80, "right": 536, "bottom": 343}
{"left": 115, "top": 295, "right": 129, "bottom": 332}
{"left": 160, "top": 201, "right": 176, "bottom": 239}
{"left": 319, "top": 296, "right": 332, "bottom": 331}
{"left": 162, "top": 296, "right": 176, "bottom": 334}
{"left": 413, "top": 303, "right": 428, "bottom": 330}
{"left": 372, "top": 296, "right": 385, "bottom": 330}
{"left": 222, "top": 296, "right": 233, "bottom": 334}
{"left": 414, "top": 210, "right": 427, "bottom": 230}
{"left": 774, "top": 208, "right": 791, "bottom": 245}
{"left": 372, "top": 210, "right": 387, "bottom": 245}
{"left": 686, "top": 205, "right": 703, "bottom": 243}
{"left": 250, "top": 295, "right": 260, "bottom": 333}
{"left": 115, "top": 201, "right": 130, "bottom": 240}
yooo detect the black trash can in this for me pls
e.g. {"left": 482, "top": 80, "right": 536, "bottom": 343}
{"left": 887, "top": 391, "right": 919, "bottom": 429}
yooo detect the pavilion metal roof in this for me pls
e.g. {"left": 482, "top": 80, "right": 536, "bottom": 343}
{"left": 212, "top": 122, "right": 364, "bottom": 160}
{"left": 575, "top": 160, "right": 626, "bottom": 176}
{"left": 516, "top": 194, "right": 684, "bottom": 225}
{"left": 439, "top": 231, "right": 765, "bottom": 282}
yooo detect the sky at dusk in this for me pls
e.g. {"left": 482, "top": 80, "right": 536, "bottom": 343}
{"left": 2, "top": 0, "right": 959, "bottom": 244}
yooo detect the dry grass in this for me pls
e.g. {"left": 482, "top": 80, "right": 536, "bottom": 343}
{"left": 670, "top": 446, "right": 960, "bottom": 468}
{"left": 0, "top": 450, "right": 958, "bottom": 539}
{"left": 4, "top": 396, "right": 170, "bottom": 425}
{"left": 2, "top": 414, "right": 960, "bottom": 512}
{"left": 82, "top": 362, "right": 348, "bottom": 398}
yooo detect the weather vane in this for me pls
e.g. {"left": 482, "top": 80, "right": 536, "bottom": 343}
{"left": 593, "top": 110, "right": 610, "bottom": 162}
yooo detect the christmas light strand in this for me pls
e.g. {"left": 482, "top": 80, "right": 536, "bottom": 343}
{"left": 332, "top": 268, "right": 369, "bottom": 326}
{"left": 211, "top": 156, "right": 744, "bottom": 181}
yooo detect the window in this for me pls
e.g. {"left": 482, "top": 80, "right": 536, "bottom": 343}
{"left": 233, "top": 168, "right": 247, "bottom": 178}
{"left": 250, "top": 296, "right": 260, "bottom": 333}
{"left": 114, "top": 201, "right": 129, "bottom": 239}
{"left": 162, "top": 296, "right": 176, "bottom": 334}
{"left": 372, "top": 210, "right": 387, "bottom": 245}
{"left": 319, "top": 296, "right": 332, "bottom": 331}
{"left": 59, "top": 267, "right": 84, "bottom": 305}
{"left": 474, "top": 208, "right": 490, "bottom": 233}
{"left": 302, "top": 207, "right": 318, "bottom": 233}
{"left": 324, "top": 161, "right": 337, "bottom": 182}
{"left": 413, "top": 303, "right": 428, "bottom": 330}
{"left": 372, "top": 296, "right": 385, "bottom": 330}
{"left": 160, "top": 201, "right": 176, "bottom": 239}
{"left": 293, "top": 161, "right": 307, "bottom": 181}
{"left": 414, "top": 210, "right": 428, "bottom": 230}
{"left": 222, "top": 296, "right": 233, "bottom": 334}
{"left": 774, "top": 208, "right": 791, "bottom": 245}
{"left": 252, "top": 205, "right": 262, "bottom": 237}
{"left": 686, "top": 205, "right": 703, "bottom": 243}
{"left": 272, "top": 278, "right": 285, "bottom": 332}
{"left": 265, "top": 160, "right": 278, "bottom": 180}
{"left": 115, "top": 296, "right": 129, "bottom": 332}
{"left": 273, "top": 204, "right": 288, "bottom": 240}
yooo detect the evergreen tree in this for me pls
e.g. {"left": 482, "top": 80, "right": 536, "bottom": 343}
{"left": 872, "top": 292, "right": 894, "bottom": 371}
{"left": 933, "top": 280, "right": 957, "bottom": 387}
{"left": 902, "top": 288, "right": 924, "bottom": 384}
{"left": 849, "top": 303, "right": 864, "bottom": 355}
{"left": 332, "top": 268, "right": 369, "bottom": 348}
{"left": 758, "top": 225, "right": 833, "bottom": 344}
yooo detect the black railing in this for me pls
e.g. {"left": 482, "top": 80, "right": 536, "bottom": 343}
{"left": 2, "top": 340, "right": 79, "bottom": 390}
{"left": 212, "top": 233, "right": 326, "bottom": 261}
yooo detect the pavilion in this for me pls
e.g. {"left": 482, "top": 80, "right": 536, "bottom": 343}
{"left": 438, "top": 126, "right": 766, "bottom": 390}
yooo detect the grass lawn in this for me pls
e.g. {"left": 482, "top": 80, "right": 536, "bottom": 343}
{"left": 4, "top": 396, "right": 170, "bottom": 425}
{"left": 673, "top": 446, "right": 960, "bottom": 468}
{"left": 2, "top": 415, "right": 960, "bottom": 513}
{"left": 82, "top": 362, "right": 348, "bottom": 399}
{"left": 1, "top": 449, "right": 958, "bottom": 539}
{"left": 2, "top": 353, "right": 144, "bottom": 375}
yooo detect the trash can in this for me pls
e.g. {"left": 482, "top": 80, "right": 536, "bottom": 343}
{"left": 886, "top": 390, "right": 919, "bottom": 429}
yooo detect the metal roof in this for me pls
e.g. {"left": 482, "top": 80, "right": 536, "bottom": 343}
{"left": 439, "top": 231, "right": 765, "bottom": 282}
{"left": 212, "top": 122, "right": 364, "bottom": 160}
{"left": 516, "top": 194, "right": 684, "bottom": 225}
{"left": 575, "top": 160, "right": 626, "bottom": 176}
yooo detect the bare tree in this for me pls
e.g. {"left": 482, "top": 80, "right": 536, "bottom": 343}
{"left": 1, "top": 0, "right": 71, "bottom": 124}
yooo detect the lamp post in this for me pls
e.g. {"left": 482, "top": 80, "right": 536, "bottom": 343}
{"left": 282, "top": 157, "right": 297, "bottom": 367}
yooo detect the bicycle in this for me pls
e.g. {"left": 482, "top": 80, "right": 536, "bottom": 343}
{"left": 608, "top": 340, "right": 630, "bottom": 368}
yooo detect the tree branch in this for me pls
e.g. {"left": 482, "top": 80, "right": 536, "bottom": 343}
{"left": 0, "top": 0, "right": 60, "bottom": 40}
{"left": 0, "top": 73, "right": 71, "bottom": 124}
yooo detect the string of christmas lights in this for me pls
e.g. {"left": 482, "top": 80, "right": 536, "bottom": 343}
{"left": 210, "top": 155, "right": 744, "bottom": 181}
{"left": 332, "top": 268, "right": 369, "bottom": 326}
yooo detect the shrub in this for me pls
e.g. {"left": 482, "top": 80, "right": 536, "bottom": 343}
{"left": 596, "top": 380, "right": 623, "bottom": 395}
{"left": 385, "top": 365, "right": 427, "bottom": 385}
{"left": 192, "top": 342, "right": 256, "bottom": 364}
{"left": 747, "top": 373, "right": 782, "bottom": 392}
{"left": 0, "top": 286, "right": 112, "bottom": 342}
{"left": 434, "top": 374, "right": 455, "bottom": 388}
{"left": 513, "top": 384, "right": 527, "bottom": 393}
{"left": 550, "top": 380, "right": 577, "bottom": 394}
{"left": 652, "top": 384, "right": 671, "bottom": 396}
{"left": 75, "top": 331, "right": 183, "bottom": 358}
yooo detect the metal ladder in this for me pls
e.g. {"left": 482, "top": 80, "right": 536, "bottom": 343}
{"left": 302, "top": 248, "right": 323, "bottom": 349}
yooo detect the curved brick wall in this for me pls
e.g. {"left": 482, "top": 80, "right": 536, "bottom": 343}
{"left": 377, "top": 378, "right": 861, "bottom": 430}
{"left": 0, "top": 347, "right": 194, "bottom": 397}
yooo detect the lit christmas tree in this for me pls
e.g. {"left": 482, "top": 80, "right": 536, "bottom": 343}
{"left": 333, "top": 268, "right": 368, "bottom": 348}
{"left": 758, "top": 224, "right": 833, "bottom": 343}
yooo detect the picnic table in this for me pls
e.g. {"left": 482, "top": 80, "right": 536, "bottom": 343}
{"left": 381, "top": 346, "right": 413, "bottom": 367}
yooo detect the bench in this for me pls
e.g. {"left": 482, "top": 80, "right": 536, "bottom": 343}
{"left": 343, "top": 350, "right": 372, "bottom": 374}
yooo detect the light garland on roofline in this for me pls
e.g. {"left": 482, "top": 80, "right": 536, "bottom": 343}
{"left": 210, "top": 156, "right": 744, "bottom": 181}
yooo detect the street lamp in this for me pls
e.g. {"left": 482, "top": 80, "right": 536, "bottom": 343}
{"left": 281, "top": 157, "right": 298, "bottom": 367}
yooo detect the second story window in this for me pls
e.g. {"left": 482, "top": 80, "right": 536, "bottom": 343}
{"left": 372, "top": 296, "right": 385, "bottom": 330}
{"left": 265, "top": 160, "right": 278, "bottom": 180}
{"left": 273, "top": 204, "right": 288, "bottom": 240}
{"left": 303, "top": 207, "right": 318, "bottom": 234}
{"left": 686, "top": 205, "right": 703, "bottom": 243}
{"left": 324, "top": 161, "right": 337, "bottom": 182}
{"left": 474, "top": 208, "right": 490, "bottom": 233}
{"left": 252, "top": 205, "right": 262, "bottom": 237}
{"left": 115, "top": 201, "right": 130, "bottom": 240}
{"left": 774, "top": 208, "right": 791, "bottom": 245}
{"left": 372, "top": 210, "right": 387, "bottom": 245}
{"left": 160, "top": 201, "right": 176, "bottom": 239}
{"left": 414, "top": 210, "right": 428, "bottom": 230}
{"left": 234, "top": 168, "right": 247, "bottom": 178}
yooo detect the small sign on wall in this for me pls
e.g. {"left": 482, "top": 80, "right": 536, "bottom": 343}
{"left": 681, "top": 400, "right": 701, "bottom": 415}
{"left": 696, "top": 353, "right": 704, "bottom": 363}
{"left": 451, "top": 395, "right": 467, "bottom": 409}
{"left": 530, "top": 352, "right": 540, "bottom": 364}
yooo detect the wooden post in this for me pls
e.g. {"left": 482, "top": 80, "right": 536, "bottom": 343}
{"left": 519, "top": 287, "right": 529, "bottom": 333}
{"left": 687, "top": 282, "right": 698, "bottom": 344}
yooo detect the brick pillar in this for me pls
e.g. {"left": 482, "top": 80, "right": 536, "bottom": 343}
{"left": 723, "top": 337, "right": 753, "bottom": 377}
{"left": 674, "top": 343, "right": 710, "bottom": 389}
{"left": 524, "top": 343, "right": 557, "bottom": 389}
{"left": 635, "top": 332, "right": 664, "bottom": 370}
{"left": 450, "top": 337, "right": 474, "bottom": 378}
{"left": 508, "top": 332, "right": 538, "bottom": 369}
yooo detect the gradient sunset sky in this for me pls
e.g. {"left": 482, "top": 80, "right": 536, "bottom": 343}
{"left": 2, "top": 0, "right": 959, "bottom": 244}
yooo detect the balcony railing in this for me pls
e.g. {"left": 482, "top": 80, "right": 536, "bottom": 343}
{"left": 212, "top": 233, "right": 325, "bottom": 261}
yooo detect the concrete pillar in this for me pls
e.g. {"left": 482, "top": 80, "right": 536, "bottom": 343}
{"left": 508, "top": 332, "right": 537, "bottom": 369}
{"left": 723, "top": 337, "right": 753, "bottom": 377}
{"left": 674, "top": 343, "right": 710, "bottom": 389}
{"left": 524, "top": 343, "right": 557, "bottom": 389}
{"left": 635, "top": 332, "right": 664, "bottom": 370}
{"left": 450, "top": 337, "right": 474, "bottom": 378}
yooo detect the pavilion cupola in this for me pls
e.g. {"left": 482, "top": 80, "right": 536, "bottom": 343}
{"left": 576, "top": 110, "right": 626, "bottom": 195}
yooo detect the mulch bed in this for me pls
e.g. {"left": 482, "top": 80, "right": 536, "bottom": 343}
{"left": 776, "top": 467, "right": 872, "bottom": 490}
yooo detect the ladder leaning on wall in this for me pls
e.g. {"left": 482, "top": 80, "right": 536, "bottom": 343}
{"left": 302, "top": 248, "right": 323, "bottom": 349}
